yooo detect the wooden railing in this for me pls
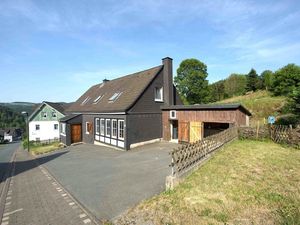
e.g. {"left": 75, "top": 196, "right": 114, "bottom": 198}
{"left": 270, "top": 125, "right": 293, "bottom": 144}
{"left": 170, "top": 127, "right": 238, "bottom": 177}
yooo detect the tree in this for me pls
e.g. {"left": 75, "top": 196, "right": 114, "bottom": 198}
{"left": 260, "top": 70, "right": 274, "bottom": 90}
{"left": 271, "top": 64, "right": 300, "bottom": 96}
{"left": 246, "top": 68, "right": 259, "bottom": 92}
{"left": 174, "top": 59, "right": 209, "bottom": 104}
{"left": 224, "top": 74, "right": 247, "bottom": 97}
{"left": 208, "top": 80, "right": 226, "bottom": 102}
{"left": 287, "top": 89, "right": 300, "bottom": 115}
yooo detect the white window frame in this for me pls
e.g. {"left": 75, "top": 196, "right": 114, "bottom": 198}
{"left": 86, "top": 122, "right": 90, "bottom": 134}
{"left": 100, "top": 119, "right": 105, "bottom": 135}
{"left": 60, "top": 123, "right": 66, "bottom": 135}
{"left": 95, "top": 118, "right": 100, "bottom": 134}
{"left": 106, "top": 119, "right": 111, "bottom": 137}
{"left": 42, "top": 112, "right": 47, "bottom": 118}
{"left": 170, "top": 110, "right": 177, "bottom": 119}
{"left": 52, "top": 112, "right": 57, "bottom": 118}
{"left": 54, "top": 124, "right": 58, "bottom": 130}
{"left": 35, "top": 124, "right": 40, "bottom": 131}
{"left": 154, "top": 87, "right": 163, "bottom": 102}
{"left": 112, "top": 119, "right": 117, "bottom": 138}
{"left": 118, "top": 120, "right": 125, "bottom": 140}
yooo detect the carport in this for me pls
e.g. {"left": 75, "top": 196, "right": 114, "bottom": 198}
{"left": 161, "top": 104, "right": 251, "bottom": 143}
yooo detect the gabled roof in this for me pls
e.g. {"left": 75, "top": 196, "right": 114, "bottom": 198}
{"left": 161, "top": 104, "right": 252, "bottom": 116}
{"left": 60, "top": 114, "right": 81, "bottom": 122}
{"left": 29, "top": 101, "right": 68, "bottom": 121}
{"left": 66, "top": 65, "right": 163, "bottom": 113}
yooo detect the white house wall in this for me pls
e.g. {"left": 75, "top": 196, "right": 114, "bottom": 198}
{"left": 29, "top": 121, "right": 60, "bottom": 141}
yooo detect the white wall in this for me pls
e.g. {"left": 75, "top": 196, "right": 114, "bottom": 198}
{"left": 29, "top": 121, "right": 60, "bottom": 141}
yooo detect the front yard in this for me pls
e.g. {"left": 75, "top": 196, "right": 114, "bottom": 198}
{"left": 115, "top": 140, "right": 300, "bottom": 225}
{"left": 29, "top": 141, "right": 61, "bottom": 155}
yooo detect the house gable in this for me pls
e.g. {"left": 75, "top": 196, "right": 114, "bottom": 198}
{"left": 29, "top": 103, "right": 65, "bottom": 122}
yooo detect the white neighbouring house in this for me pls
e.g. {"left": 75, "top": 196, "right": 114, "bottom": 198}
{"left": 29, "top": 102, "right": 68, "bottom": 141}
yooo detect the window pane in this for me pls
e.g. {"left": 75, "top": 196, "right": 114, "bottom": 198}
{"left": 112, "top": 120, "right": 117, "bottom": 137}
{"left": 100, "top": 119, "right": 105, "bottom": 135}
{"left": 118, "top": 120, "right": 124, "bottom": 139}
{"left": 106, "top": 119, "right": 111, "bottom": 136}
{"left": 96, "top": 119, "right": 100, "bottom": 134}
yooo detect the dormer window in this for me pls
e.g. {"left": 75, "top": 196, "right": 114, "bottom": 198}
{"left": 154, "top": 87, "right": 163, "bottom": 102}
{"left": 81, "top": 96, "right": 91, "bottom": 105}
{"left": 93, "top": 95, "right": 103, "bottom": 104}
{"left": 109, "top": 92, "right": 122, "bottom": 102}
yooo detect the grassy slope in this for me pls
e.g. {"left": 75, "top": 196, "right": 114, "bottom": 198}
{"left": 30, "top": 142, "right": 61, "bottom": 155}
{"left": 218, "top": 90, "right": 286, "bottom": 124}
{"left": 116, "top": 140, "right": 300, "bottom": 225}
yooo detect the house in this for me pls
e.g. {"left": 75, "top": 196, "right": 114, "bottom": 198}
{"left": 3, "top": 128, "right": 22, "bottom": 142}
{"left": 60, "top": 57, "right": 182, "bottom": 150}
{"left": 161, "top": 104, "right": 251, "bottom": 143}
{"left": 29, "top": 102, "right": 68, "bottom": 141}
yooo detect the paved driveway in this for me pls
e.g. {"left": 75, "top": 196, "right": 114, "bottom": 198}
{"left": 36, "top": 141, "right": 178, "bottom": 221}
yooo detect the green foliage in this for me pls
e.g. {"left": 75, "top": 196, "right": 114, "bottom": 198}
{"left": 271, "top": 64, "right": 300, "bottom": 96}
{"left": 0, "top": 105, "right": 25, "bottom": 130}
{"left": 246, "top": 68, "right": 260, "bottom": 92}
{"left": 287, "top": 89, "right": 300, "bottom": 116}
{"left": 261, "top": 70, "right": 274, "bottom": 90}
{"left": 224, "top": 74, "right": 247, "bottom": 98}
{"left": 208, "top": 80, "right": 226, "bottom": 102}
{"left": 174, "top": 58, "right": 209, "bottom": 104}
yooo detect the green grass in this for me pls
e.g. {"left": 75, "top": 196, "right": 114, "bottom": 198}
{"left": 218, "top": 90, "right": 286, "bottom": 125}
{"left": 29, "top": 142, "right": 61, "bottom": 155}
{"left": 116, "top": 140, "right": 300, "bottom": 225}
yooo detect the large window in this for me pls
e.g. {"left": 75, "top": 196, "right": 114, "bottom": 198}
{"left": 106, "top": 119, "right": 111, "bottom": 137}
{"left": 35, "top": 124, "right": 40, "bottom": 130}
{"left": 100, "top": 119, "right": 105, "bottom": 135}
{"left": 95, "top": 118, "right": 100, "bottom": 134}
{"left": 154, "top": 87, "right": 163, "bottom": 102}
{"left": 112, "top": 119, "right": 117, "bottom": 138}
{"left": 118, "top": 120, "right": 124, "bottom": 140}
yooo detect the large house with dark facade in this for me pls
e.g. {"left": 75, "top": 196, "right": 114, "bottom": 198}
{"left": 60, "top": 57, "right": 182, "bottom": 150}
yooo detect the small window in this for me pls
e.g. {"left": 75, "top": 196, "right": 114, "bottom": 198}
{"left": 36, "top": 124, "right": 40, "bottom": 130}
{"left": 109, "top": 92, "right": 122, "bottom": 102}
{"left": 112, "top": 119, "right": 117, "bottom": 138}
{"left": 95, "top": 118, "right": 100, "bottom": 134}
{"left": 60, "top": 123, "right": 66, "bottom": 135}
{"left": 170, "top": 110, "right": 176, "bottom": 119}
{"left": 154, "top": 87, "right": 163, "bottom": 102}
{"left": 42, "top": 112, "right": 47, "bottom": 118}
{"left": 81, "top": 96, "right": 91, "bottom": 105}
{"left": 93, "top": 95, "right": 103, "bottom": 104}
{"left": 86, "top": 122, "right": 92, "bottom": 134}
{"left": 106, "top": 119, "right": 111, "bottom": 137}
{"left": 52, "top": 112, "right": 57, "bottom": 117}
{"left": 100, "top": 119, "right": 105, "bottom": 135}
{"left": 54, "top": 124, "right": 58, "bottom": 130}
{"left": 118, "top": 120, "right": 124, "bottom": 140}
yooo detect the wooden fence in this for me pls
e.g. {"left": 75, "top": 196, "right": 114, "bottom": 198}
{"left": 269, "top": 125, "right": 300, "bottom": 146}
{"left": 170, "top": 127, "right": 238, "bottom": 177}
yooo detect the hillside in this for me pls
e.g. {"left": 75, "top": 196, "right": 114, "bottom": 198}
{"left": 0, "top": 105, "right": 25, "bottom": 129}
{"left": 0, "top": 102, "right": 38, "bottom": 115}
{"left": 217, "top": 90, "right": 286, "bottom": 124}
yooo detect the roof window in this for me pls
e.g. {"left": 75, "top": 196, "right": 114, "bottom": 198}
{"left": 81, "top": 96, "right": 91, "bottom": 105}
{"left": 108, "top": 92, "right": 122, "bottom": 102}
{"left": 93, "top": 95, "right": 103, "bottom": 104}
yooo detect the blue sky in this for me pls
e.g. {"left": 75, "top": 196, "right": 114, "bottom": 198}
{"left": 1, "top": 0, "right": 300, "bottom": 103}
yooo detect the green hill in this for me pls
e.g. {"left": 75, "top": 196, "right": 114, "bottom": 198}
{"left": 0, "top": 105, "right": 26, "bottom": 129}
{"left": 0, "top": 102, "right": 38, "bottom": 115}
{"left": 217, "top": 90, "right": 286, "bottom": 124}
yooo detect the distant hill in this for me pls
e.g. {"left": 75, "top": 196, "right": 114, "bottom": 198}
{"left": 0, "top": 105, "right": 26, "bottom": 130}
{"left": 0, "top": 102, "right": 39, "bottom": 115}
{"left": 217, "top": 90, "right": 286, "bottom": 124}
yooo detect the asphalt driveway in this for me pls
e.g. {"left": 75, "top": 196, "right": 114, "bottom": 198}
{"left": 36, "top": 141, "right": 178, "bottom": 221}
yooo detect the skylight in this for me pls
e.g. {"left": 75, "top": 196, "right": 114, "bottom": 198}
{"left": 93, "top": 95, "right": 103, "bottom": 104}
{"left": 81, "top": 96, "right": 91, "bottom": 105}
{"left": 109, "top": 92, "right": 122, "bottom": 102}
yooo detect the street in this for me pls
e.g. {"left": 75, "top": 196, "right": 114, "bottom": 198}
{"left": 0, "top": 143, "right": 18, "bottom": 186}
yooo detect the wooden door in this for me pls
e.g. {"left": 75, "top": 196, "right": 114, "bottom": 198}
{"left": 71, "top": 124, "right": 82, "bottom": 143}
{"left": 189, "top": 121, "right": 203, "bottom": 143}
{"left": 179, "top": 121, "right": 189, "bottom": 143}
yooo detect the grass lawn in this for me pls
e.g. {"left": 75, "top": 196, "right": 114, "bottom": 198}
{"left": 218, "top": 90, "right": 286, "bottom": 124}
{"left": 30, "top": 142, "right": 61, "bottom": 155}
{"left": 116, "top": 140, "right": 300, "bottom": 225}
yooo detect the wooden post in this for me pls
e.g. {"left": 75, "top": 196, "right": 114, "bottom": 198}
{"left": 256, "top": 121, "right": 260, "bottom": 139}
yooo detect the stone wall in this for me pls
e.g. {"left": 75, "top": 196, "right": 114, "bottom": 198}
{"left": 238, "top": 126, "right": 270, "bottom": 140}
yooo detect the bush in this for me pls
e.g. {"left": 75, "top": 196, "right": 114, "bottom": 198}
{"left": 275, "top": 115, "right": 300, "bottom": 128}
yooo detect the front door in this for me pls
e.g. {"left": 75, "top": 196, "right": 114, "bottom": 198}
{"left": 71, "top": 124, "right": 82, "bottom": 143}
{"left": 171, "top": 120, "right": 178, "bottom": 140}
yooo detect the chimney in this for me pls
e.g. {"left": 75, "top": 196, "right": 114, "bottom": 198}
{"left": 162, "top": 57, "right": 174, "bottom": 106}
{"left": 103, "top": 78, "right": 110, "bottom": 83}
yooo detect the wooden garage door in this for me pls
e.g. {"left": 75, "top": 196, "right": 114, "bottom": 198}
{"left": 71, "top": 124, "right": 82, "bottom": 143}
{"left": 190, "top": 121, "right": 203, "bottom": 143}
{"left": 179, "top": 121, "right": 189, "bottom": 143}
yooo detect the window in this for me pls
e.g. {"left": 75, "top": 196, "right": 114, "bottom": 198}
{"left": 95, "top": 118, "right": 100, "bottom": 134}
{"left": 93, "top": 95, "right": 103, "bottom": 104}
{"left": 52, "top": 112, "right": 57, "bottom": 117}
{"left": 60, "top": 123, "right": 66, "bottom": 135}
{"left": 170, "top": 110, "right": 176, "bottom": 119}
{"left": 81, "top": 96, "right": 91, "bottom": 105}
{"left": 108, "top": 92, "right": 122, "bottom": 102}
{"left": 112, "top": 119, "right": 117, "bottom": 138}
{"left": 42, "top": 112, "right": 47, "bottom": 118}
{"left": 106, "top": 119, "right": 111, "bottom": 137}
{"left": 154, "top": 87, "right": 163, "bottom": 102}
{"left": 86, "top": 122, "right": 92, "bottom": 134}
{"left": 35, "top": 124, "right": 40, "bottom": 130}
{"left": 54, "top": 124, "right": 58, "bottom": 130}
{"left": 100, "top": 119, "right": 105, "bottom": 135}
{"left": 118, "top": 120, "right": 124, "bottom": 140}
